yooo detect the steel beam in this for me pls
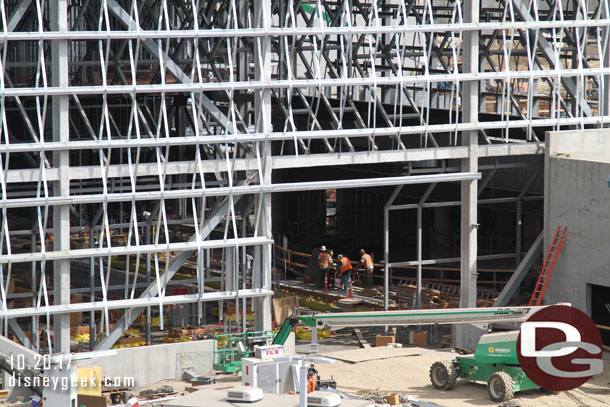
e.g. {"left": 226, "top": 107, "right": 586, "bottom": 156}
{"left": 494, "top": 232, "right": 544, "bottom": 307}
{"left": 389, "top": 195, "right": 543, "bottom": 211}
{"left": 0, "top": 19, "right": 607, "bottom": 40}
{"left": 0, "top": 334, "right": 41, "bottom": 369}
{"left": 8, "top": 319, "right": 35, "bottom": 351}
{"left": 390, "top": 252, "right": 521, "bottom": 268}
{"left": 604, "top": 5, "right": 610, "bottom": 119}
{"left": 2, "top": 143, "right": 543, "bottom": 185}
{"left": 0, "top": 289, "right": 273, "bottom": 320}
{"left": 0, "top": 172, "right": 481, "bottom": 210}
{"left": 0, "top": 68, "right": 607, "bottom": 96}
{"left": 5, "top": 0, "right": 32, "bottom": 34}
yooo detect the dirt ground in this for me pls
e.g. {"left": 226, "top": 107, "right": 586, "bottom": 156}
{"left": 138, "top": 327, "right": 610, "bottom": 407}
{"left": 315, "top": 345, "right": 610, "bottom": 407}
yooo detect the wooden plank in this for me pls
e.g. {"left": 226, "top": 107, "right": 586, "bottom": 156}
{"left": 77, "top": 395, "right": 107, "bottom": 407}
{"left": 272, "top": 296, "right": 298, "bottom": 326}
{"left": 353, "top": 328, "right": 371, "bottom": 349}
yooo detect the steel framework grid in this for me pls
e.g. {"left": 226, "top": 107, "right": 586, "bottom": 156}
{"left": 0, "top": 0, "right": 607, "bottom": 353}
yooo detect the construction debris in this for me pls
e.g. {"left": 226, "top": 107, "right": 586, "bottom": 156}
{"left": 375, "top": 335, "right": 395, "bottom": 347}
{"left": 385, "top": 394, "right": 400, "bottom": 405}
{"left": 182, "top": 370, "right": 216, "bottom": 385}
{"left": 357, "top": 392, "right": 446, "bottom": 407}
{"left": 353, "top": 329, "right": 371, "bottom": 349}
{"left": 408, "top": 331, "right": 428, "bottom": 346}
{"left": 400, "top": 395, "right": 447, "bottom": 407}
{"left": 139, "top": 385, "right": 176, "bottom": 399}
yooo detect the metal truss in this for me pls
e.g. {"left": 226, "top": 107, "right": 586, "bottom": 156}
{"left": 0, "top": 0, "right": 607, "bottom": 353}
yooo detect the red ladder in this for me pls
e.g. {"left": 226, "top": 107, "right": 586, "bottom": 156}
{"left": 529, "top": 226, "right": 567, "bottom": 306}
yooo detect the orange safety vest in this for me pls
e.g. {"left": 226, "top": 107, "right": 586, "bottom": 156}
{"left": 339, "top": 257, "right": 352, "bottom": 274}
{"left": 361, "top": 253, "right": 373, "bottom": 269}
{"left": 318, "top": 252, "right": 332, "bottom": 268}
{"left": 307, "top": 374, "right": 317, "bottom": 393}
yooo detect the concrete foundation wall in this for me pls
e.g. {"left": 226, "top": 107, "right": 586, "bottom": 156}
{"left": 544, "top": 130, "right": 610, "bottom": 313}
{"left": 85, "top": 333, "right": 295, "bottom": 388}
{"left": 89, "top": 340, "right": 214, "bottom": 387}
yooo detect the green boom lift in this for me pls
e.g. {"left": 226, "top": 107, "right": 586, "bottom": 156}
{"left": 430, "top": 330, "right": 545, "bottom": 402}
{"left": 272, "top": 305, "right": 555, "bottom": 402}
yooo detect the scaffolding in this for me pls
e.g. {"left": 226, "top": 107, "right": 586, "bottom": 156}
{"left": 0, "top": 0, "right": 608, "bottom": 353}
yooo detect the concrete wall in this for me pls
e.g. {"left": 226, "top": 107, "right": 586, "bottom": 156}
{"left": 80, "top": 333, "right": 295, "bottom": 388}
{"left": 83, "top": 340, "right": 214, "bottom": 387}
{"left": 544, "top": 130, "right": 610, "bottom": 313}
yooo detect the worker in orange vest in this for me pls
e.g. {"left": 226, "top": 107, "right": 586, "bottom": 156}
{"left": 317, "top": 246, "right": 333, "bottom": 292}
{"left": 318, "top": 246, "right": 333, "bottom": 271}
{"left": 306, "top": 365, "right": 318, "bottom": 393}
{"left": 336, "top": 254, "right": 352, "bottom": 292}
{"left": 359, "top": 249, "right": 374, "bottom": 287}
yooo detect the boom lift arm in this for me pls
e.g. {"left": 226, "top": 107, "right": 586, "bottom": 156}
{"left": 273, "top": 305, "right": 549, "bottom": 351}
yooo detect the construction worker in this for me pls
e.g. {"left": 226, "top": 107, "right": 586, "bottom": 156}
{"left": 318, "top": 246, "right": 333, "bottom": 275}
{"left": 318, "top": 246, "right": 333, "bottom": 292}
{"left": 306, "top": 365, "right": 318, "bottom": 393}
{"left": 359, "top": 249, "right": 374, "bottom": 287}
{"left": 337, "top": 254, "right": 352, "bottom": 292}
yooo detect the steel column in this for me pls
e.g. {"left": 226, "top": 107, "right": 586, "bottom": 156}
{"left": 383, "top": 186, "right": 403, "bottom": 311}
{"left": 51, "top": 0, "right": 71, "bottom": 355}
{"left": 416, "top": 184, "right": 436, "bottom": 310}
{"left": 253, "top": 0, "right": 273, "bottom": 332}
{"left": 456, "top": 0, "right": 480, "bottom": 350}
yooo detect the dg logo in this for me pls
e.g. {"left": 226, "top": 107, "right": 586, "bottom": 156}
{"left": 517, "top": 304, "right": 603, "bottom": 391}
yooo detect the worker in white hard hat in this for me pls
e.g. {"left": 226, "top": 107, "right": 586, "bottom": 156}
{"left": 318, "top": 246, "right": 331, "bottom": 268}
{"left": 318, "top": 246, "right": 333, "bottom": 291}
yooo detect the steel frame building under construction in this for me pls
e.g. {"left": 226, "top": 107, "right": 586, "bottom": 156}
{"left": 0, "top": 0, "right": 608, "bottom": 355}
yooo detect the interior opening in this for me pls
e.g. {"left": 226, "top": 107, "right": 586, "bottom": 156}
{"left": 590, "top": 283, "right": 610, "bottom": 346}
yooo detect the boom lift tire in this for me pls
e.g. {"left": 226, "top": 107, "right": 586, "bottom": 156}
{"left": 487, "top": 372, "right": 515, "bottom": 402}
{"left": 429, "top": 361, "right": 457, "bottom": 390}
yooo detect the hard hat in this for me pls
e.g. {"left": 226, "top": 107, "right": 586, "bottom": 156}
{"left": 337, "top": 254, "right": 343, "bottom": 259}
{"left": 360, "top": 249, "right": 365, "bottom": 254}
{"left": 320, "top": 245, "right": 326, "bottom": 251}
